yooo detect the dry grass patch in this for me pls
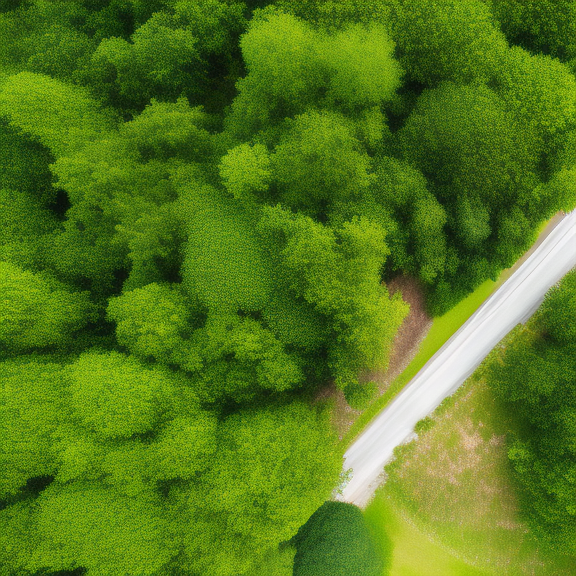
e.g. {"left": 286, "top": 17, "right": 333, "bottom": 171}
{"left": 382, "top": 377, "right": 558, "bottom": 575}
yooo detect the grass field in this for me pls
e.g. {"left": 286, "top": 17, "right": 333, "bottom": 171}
{"left": 364, "top": 375, "right": 575, "bottom": 576}
{"left": 365, "top": 492, "right": 489, "bottom": 576}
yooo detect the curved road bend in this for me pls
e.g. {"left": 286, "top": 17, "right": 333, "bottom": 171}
{"left": 336, "top": 210, "right": 576, "bottom": 508}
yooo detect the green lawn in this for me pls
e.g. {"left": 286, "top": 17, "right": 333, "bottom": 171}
{"left": 341, "top": 278, "right": 496, "bottom": 448}
{"left": 365, "top": 492, "right": 489, "bottom": 576}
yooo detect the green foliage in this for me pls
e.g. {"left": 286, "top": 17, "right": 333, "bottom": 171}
{"left": 394, "top": 0, "right": 508, "bottom": 86}
{"left": 293, "top": 501, "right": 384, "bottom": 576}
{"left": 227, "top": 8, "right": 401, "bottom": 139}
{"left": 400, "top": 82, "right": 536, "bottom": 210}
{"left": 262, "top": 291, "right": 330, "bottom": 352}
{"left": 107, "top": 282, "right": 195, "bottom": 363}
{"left": 0, "top": 261, "right": 96, "bottom": 353}
{"left": 219, "top": 142, "right": 272, "bottom": 204}
{"left": 494, "top": 47, "right": 576, "bottom": 157}
{"left": 148, "top": 410, "right": 217, "bottom": 481}
{"left": 0, "top": 360, "right": 65, "bottom": 498}
{"left": 24, "top": 23, "right": 95, "bottom": 81}
{"left": 1, "top": 2, "right": 574, "bottom": 573}
{"left": 47, "top": 97, "right": 209, "bottom": 295}
{"left": 64, "top": 350, "right": 173, "bottom": 440}
{"left": 398, "top": 80, "right": 548, "bottom": 311}
{"left": 486, "top": 0, "right": 576, "bottom": 66}
{"left": 119, "top": 97, "right": 214, "bottom": 163}
{"left": 227, "top": 8, "right": 326, "bottom": 139}
{"left": 274, "top": 0, "right": 399, "bottom": 32}
{"left": 367, "top": 156, "right": 447, "bottom": 284}
{"left": 486, "top": 271, "right": 576, "bottom": 555}
{"left": 187, "top": 312, "right": 305, "bottom": 403}
{"left": 0, "top": 188, "right": 57, "bottom": 270}
{"left": 0, "top": 121, "right": 55, "bottom": 203}
{"left": 318, "top": 22, "right": 402, "bottom": 110}
{"left": 271, "top": 109, "right": 372, "bottom": 216}
{"left": 258, "top": 206, "right": 408, "bottom": 388}
{"left": 0, "top": 500, "right": 40, "bottom": 576}
{"left": 29, "top": 482, "right": 177, "bottom": 575}
{"left": 344, "top": 381, "right": 378, "bottom": 411}
{"left": 179, "top": 178, "right": 273, "bottom": 313}
{"left": 0, "top": 71, "right": 114, "bottom": 157}
{"left": 83, "top": 0, "right": 246, "bottom": 113}
{"left": 244, "top": 545, "right": 296, "bottom": 576}
{"left": 186, "top": 402, "right": 342, "bottom": 575}
{"left": 414, "top": 415, "right": 434, "bottom": 434}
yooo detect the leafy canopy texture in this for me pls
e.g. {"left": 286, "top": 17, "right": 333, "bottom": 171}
{"left": 393, "top": 0, "right": 508, "bottom": 86}
{"left": 293, "top": 501, "right": 384, "bottom": 576}
{"left": 0, "top": 0, "right": 575, "bottom": 573}
{"left": 0, "top": 261, "right": 95, "bottom": 353}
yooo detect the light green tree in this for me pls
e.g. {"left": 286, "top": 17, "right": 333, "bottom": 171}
{"left": 181, "top": 401, "right": 341, "bottom": 576}
{"left": 28, "top": 482, "right": 178, "bottom": 575}
{"left": 0, "top": 71, "right": 114, "bottom": 157}
{"left": 64, "top": 350, "right": 174, "bottom": 440}
{"left": 0, "top": 261, "right": 95, "bottom": 352}
{"left": 0, "top": 360, "right": 66, "bottom": 498}
{"left": 107, "top": 282, "right": 195, "bottom": 363}
{"left": 219, "top": 142, "right": 272, "bottom": 204}
{"left": 319, "top": 22, "right": 402, "bottom": 110}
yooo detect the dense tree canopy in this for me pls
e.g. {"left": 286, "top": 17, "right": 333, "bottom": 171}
{"left": 393, "top": 0, "right": 508, "bottom": 86}
{"left": 1, "top": 0, "right": 574, "bottom": 573}
{"left": 486, "top": 0, "right": 576, "bottom": 69}
{"left": 486, "top": 271, "right": 576, "bottom": 555}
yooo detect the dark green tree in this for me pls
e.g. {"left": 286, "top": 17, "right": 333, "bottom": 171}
{"left": 486, "top": 0, "right": 576, "bottom": 67}
{"left": 292, "top": 501, "right": 385, "bottom": 576}
{"left": 393, "top": 0, "right": 508, "bottom": 86}
{"left": 82, "top": 0, "right": 246, "bottom": 114}
{"left": 270, "top": 109, "right": 372, "bottom": 217}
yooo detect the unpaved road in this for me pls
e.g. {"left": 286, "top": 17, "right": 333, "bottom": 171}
{"left": 336, "top": 210, "right": 576, "bottom": 508}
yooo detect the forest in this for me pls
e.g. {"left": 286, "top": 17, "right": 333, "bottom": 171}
{"left": 0, "top": 1, "right": 574, "bottom": 575}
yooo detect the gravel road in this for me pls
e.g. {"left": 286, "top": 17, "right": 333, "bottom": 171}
{"left": 336, "top": 210, "right": 576, "bottom": 508}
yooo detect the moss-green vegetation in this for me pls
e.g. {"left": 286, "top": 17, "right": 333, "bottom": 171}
{"left": 0, "top": 1, "right": 574, "bottom": 574}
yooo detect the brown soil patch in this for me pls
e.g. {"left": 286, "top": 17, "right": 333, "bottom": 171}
{"left": 314, "top": 276, "right": 433, "bottom": 440}
{"left": 361, "top": 276, "right": 433, "bottom": 392}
